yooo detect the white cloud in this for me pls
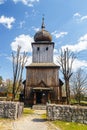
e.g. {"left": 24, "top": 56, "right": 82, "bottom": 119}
{"left": 25, "top": 9, "right": 38, "bottom": 18}
{"left": 25, "top": 55, "right": 32, "bottom": 66}
{"left": 7, "top": 54, "right": 32, "bottom": 68}
{"left": 55, "top": 33, "right": 87, "bottom": 71}
{"left": 62, "top": 34, "right": 87, "bottom": 52}
{"left": 54, "top": 49, "right": 58, "bottom": 54}
{"left": 13, "top": 0, "right": 39, "bottom": 7}
{"left": 19, "top": 20, "right": 25, "bottom": 28}
{"left": 53, "top": 53, "right": 87, "bottom": 72}
{"left": 52, "top": 31, "right": 68, "bottom": 39}
{"left": 73, "top": 12, "right": 87, "bottom": 22}
{"left": 72, "top": 59, "right": 87, "bottom": 71}
{"left": 11, "top": 34, "right": 34, "bottom": 52}
{"left": 80, "top": 16, "right": 87, "bottom": 21}
{"left": 32, "top": 26, "right": 40, "bottom": 32}
{"left": 73, "top": 13, "right": 81, "bottom": 17}
{"left": 0, "top": 0, "right": 6, "bottom": 4}
{"left": 0, "top": 15, "right": 15, "bottom": 29}
{"left": 53, "top": 54, "right": 58, "bottom": 65}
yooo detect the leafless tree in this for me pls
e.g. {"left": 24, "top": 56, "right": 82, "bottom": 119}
{"left": 0, "top": 76, "right": 3, "bottom": 85}
{"left": 70, "top": 68, "right": 87, "bottom": 104}
{"left": 57, "top": 48, "right": 76, "bottom": 104}
{"left": 12, "top": 46, "right": 28, "bottom": 100}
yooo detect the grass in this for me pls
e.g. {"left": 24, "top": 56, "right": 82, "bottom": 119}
{"left": 70, "top": 99, "right": 78, "bottom": 104}
{"left": 80, "top": 101, "right": 87, "bottom": 105}
{"left": 41, "top": 113, "right": 47, "bottom": 120}
{"left": 41, "top": 113, "right": 87, "bottom": 130}
{"left": 70, "top": 99, "right": 87, "bottom": 106}
{"left": 23, "top": 108, "right": 34, "bottom": 115}
{"left": 52, "top": 120, "right": 87, "bottom": 130}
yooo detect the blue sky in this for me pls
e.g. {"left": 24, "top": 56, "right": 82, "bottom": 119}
{"left": 0, "top": 0, "right": 87, "bottom": 80}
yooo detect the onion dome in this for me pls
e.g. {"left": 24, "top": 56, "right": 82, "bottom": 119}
{"left": 34, "top": 17, "right": 52, "bottom": 42}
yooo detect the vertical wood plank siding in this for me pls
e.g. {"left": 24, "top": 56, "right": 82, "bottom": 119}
{"left": 32, "top": 43, "right": 54, "bottom": 63}
{"left": 26, "top": 68, "right": 59, "bottom": 87}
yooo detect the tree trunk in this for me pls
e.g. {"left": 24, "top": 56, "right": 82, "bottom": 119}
{"left": 78, "top": 92, "right": 80, "bottom": 105}
{"left": 12, "top": 84, "right": 16, "bottom": 101}
{"left": 65, "top": 79, "right": 70, "bottom": 104}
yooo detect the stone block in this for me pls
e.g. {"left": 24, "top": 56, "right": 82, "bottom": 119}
{"left": 46, "top": 104, "right": 87, "bottom": 124}
{"left": 0, "top": 101, "right": 24, "bottom": 119}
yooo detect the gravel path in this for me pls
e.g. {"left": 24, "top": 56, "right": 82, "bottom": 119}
{"left": 12, "top": 114, "right": 48, "bottom": 130}
{"left": 0, "top": 110, "right": 60, "bottom": 130}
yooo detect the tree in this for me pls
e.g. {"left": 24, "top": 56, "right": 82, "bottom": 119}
{"left": 70, "top": 68, "right": 87, "bottom": 104}
{"left": 57, "top": 48, "right": 75, "bottom": 104}
{"left": 6, "top": 79, "right": 13, "bottom": 94}
{"left": 0, "top": 76, "right": 3, "bottom": 85}
{"left": 12, "top": 46, "right": 28, "bottom": 100}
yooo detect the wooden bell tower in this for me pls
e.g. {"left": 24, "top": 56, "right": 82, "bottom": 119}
{"left": 25, "top": 18, "right": 61, "bottom": 105}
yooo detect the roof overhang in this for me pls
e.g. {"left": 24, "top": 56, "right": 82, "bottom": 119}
{"left": 26, "top": 63, "right": 60, "bottom": 69}
{"left": 32, "top": 87, "right": 53, "bottom": 91}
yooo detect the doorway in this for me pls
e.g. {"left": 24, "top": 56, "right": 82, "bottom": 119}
{"left": 36, "top": 91, "right": 47, "bottom": 104}
{"left": 36, "top": 92, "right": 42, "bottom": 104}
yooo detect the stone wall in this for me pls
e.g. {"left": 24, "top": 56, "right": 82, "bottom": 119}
{"left": 47, "top": 104, "right": 87, "bottom": 124}
{"left": 0, "top": 101, "right": 24, "bottom": 119}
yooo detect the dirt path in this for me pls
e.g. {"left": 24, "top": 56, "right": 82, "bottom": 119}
{"left": 0, "top": 110, "right": 60, "bottom": 130}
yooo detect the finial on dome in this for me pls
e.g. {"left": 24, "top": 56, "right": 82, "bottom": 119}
{"left": 41, "top": 15, "right": 45, "bottom": 29}
{"left": 34, "top": 15, "right": 52, "bottom": 42}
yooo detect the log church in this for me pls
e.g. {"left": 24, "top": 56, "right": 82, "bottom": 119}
{"left": 24, "top": 18, "right": 63, "bottom": 105}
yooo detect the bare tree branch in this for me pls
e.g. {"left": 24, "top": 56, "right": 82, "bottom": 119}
{"left": 12, "top": 46, "right": 28, "bottom": 100}
{"left": 70, "top": 68, "right": 87, "bottom": 104}
{"left": 57, "top": 48, "right": 76, "bottom": 104}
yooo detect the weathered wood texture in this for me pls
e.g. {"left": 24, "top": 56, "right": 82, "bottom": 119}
{"left": 32, "top": 42, "right": 54, "bottom": 63}
{"left": 26, "top": 67, "right": 59, "bottom": 87}
{"left": 25, "top": 38, "right": 62, "bottom": 105}
{"left": 25, "top": 66, "right": 60, "bottom": 105}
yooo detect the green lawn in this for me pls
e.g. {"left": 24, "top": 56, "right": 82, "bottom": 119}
{"left": 41, "top": 113, "right": 47, "bottom": 120}
{"left": 23, "top": 108, "right": 34, "bottom": 115}
{"left": 70, "top": 99, "right": 87, "bottom": 106}
{"left": 80, "top": 101, "right": 87, "bottom": 105}
{"left": 41, "top": 113, "right": 87, "bottom": 130}
{"left": 52, "top": 120, "right": 87, "bottom": 130}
